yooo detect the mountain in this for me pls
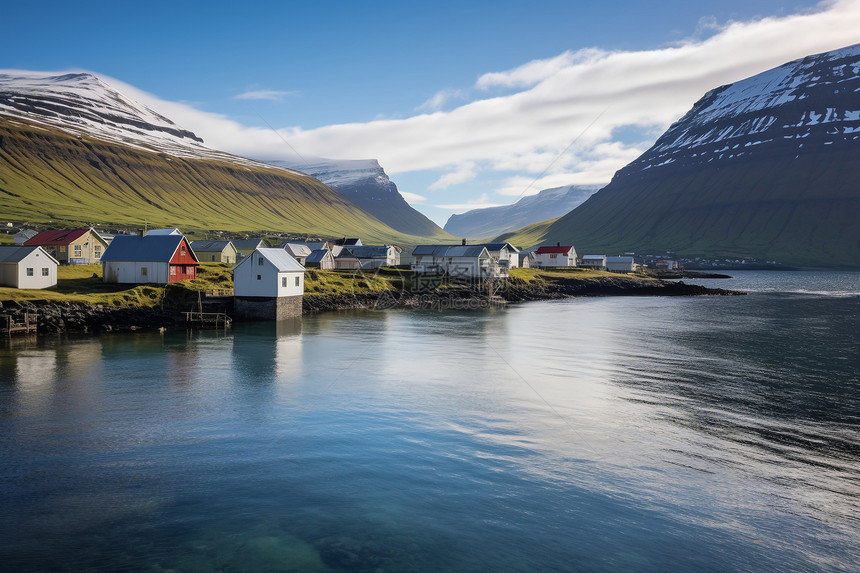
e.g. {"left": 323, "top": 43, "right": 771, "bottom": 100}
{"left": 529, "top": 44, "right": 860, "bottom": 267}
{"left": 443, "top": 184, "right": 602, "bottom": 240}
{"left": 271, "top": 157, "right": 451, "bottom": 239}
{"left": 0, "top": 71, "right": 432, "bottom": 243}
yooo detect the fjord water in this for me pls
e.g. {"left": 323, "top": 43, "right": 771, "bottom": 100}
{"left": 1, "top": 272, "right": 857, "bottom": 572}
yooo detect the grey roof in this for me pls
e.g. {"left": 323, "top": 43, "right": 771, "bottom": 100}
{"left": 146, "top": 228, "right": 182, "bottom": 236}
{"left": 413, "top": 245, "right": 488, "bottom": 257}
{"left": 345, "top": 245, "right": 391, "bottom": 259}
{"left": 190, "top": 240, "right": 235, "bottom": 252}
{"left": 606, "top": 256, "right": 634, "bottom": 263}
{"left": 479, "top": 242, "right": 518, "bottom": 252}
{"left": 255, "top": 248, "right": 305, "bottom": 271}
{"left": 101, "top": 235, "right": 198, "bottom": 263}
{"left": 232, "top": 239, "right": 266, "bottom": 251}
{"left": 582, "top": 255, "right": 606, "bottom": 260}
{"left": 282, "top": 243, "right": 312, "bottom": 257}
{"left": 306, "top": 249, "right": 332, "bottom": 263}
{"left": 333, "top": 238, "right": 362, "bottom": 246}
{"left": 0, "top": 245, "right": 57, "bottom": 264}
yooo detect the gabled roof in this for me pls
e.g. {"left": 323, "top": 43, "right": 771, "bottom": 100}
{"left": 413, "top": 245, "right": 488, "bottom": 257}
{"left": 333, "top": 238, "right": 362, "bottom": 246}
{"left": 535, "top": 245, "right": 574, "bottom": 255}
{"left": 190, "top": 240, "right": 235, "bottom": 252}
{"left": 346, "top": 245, "right": 391, "bottom": 259}
{"left": 479, "top": 242, "right": 519, "bottom": 253}
{"left": 0, "top": 245, "right": 59, "bottom": 265}
{"left": 101, "top": 235, "right": 199, "bottom": 263}
{"left": 306, "top": 249, "right": 332, "bottom": 263}
{"left": 246, "top": 248, "right": 305, "bottom": 271}
{"left": 232, "top": 239, "right": 266, "bottom": 250}
{"left": 24, "top": 228, "right": 94, "bottom": 246}
{"left": 282, "top": 243, "right": 312, "bottom": 257}
{"left": 146, "top": 228, "right": 182, "bottom": 236}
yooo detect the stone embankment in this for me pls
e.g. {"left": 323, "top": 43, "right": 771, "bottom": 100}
{"left": 0, "top": 300, "right": 180, "bottom": 334}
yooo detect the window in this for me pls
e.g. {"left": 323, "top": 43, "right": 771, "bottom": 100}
{"left": 549, "top": 253, "right": 557, "bottom": 259}
{"left": 26, "top": 267, "right": 34, "bottom": 276}
{"left": 282, "top": 276, "right": 287, "bottom": 287}
{"left": 258, "top": 256, "right": 264, "bottom": 266}
{"left": 74, "top": 245, "right": 82, "bottom": 256}
{"left": 141, "top": 267, "right": 148, "bottom": 276}
{"left": 41, "top": 268, "right": 49, "bottom": 276}
{"left": 295, "top": 276, "right": 300, "bottom": 287}
{"left": 94, "top": 245, "right": 101, "bottom": 259}
{"left": 212, "top": 255, "right": 217, "bottom": 261}
{"left": 181, "top": 245, "right": 186, "bottom": 256}
{"left": 59, "top": 245, "right": 67, "bottom": 253}
{"left": 257, "top": 274, "right": 261, "bottom": 281}
{"left": 170, "top": 266, "right": 176, "bottom": 276}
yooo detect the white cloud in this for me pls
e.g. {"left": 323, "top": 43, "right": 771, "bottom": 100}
{"left": 428, "top": 162, "right": 478, "bottom": 190}
{"left": 417, "top": 88, "right": 467, "bottom": 112}
{"left": 233, "top": 89, "right": 297, "bottom": 102}
{"left": 399, "top": 191, "right": 427, "bottom": 203}
{"left": 97, "top": 0, "right": 860, "bottom": 206}
{"left": 435, "top": 193, "right": 505, "bottom": 213}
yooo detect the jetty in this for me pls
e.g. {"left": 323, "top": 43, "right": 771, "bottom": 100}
{"left": 1, "top": 313, "right": 38, "bottom": 336}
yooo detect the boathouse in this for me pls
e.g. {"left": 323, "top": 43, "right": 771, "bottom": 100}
{"left": 233, "top": 248, "right": 304, "bottom": 320}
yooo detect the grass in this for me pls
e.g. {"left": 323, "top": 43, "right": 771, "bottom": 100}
{"left": 303, "top": 268, "right": 405, "bottom": 295}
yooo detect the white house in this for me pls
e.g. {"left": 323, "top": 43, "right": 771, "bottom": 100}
{"left": 580, "top": 255, "right": 606, "bottom": 269}
{"left": 479, "top": 243, "right": 520, "bottom": 269}
{"left": 281, "top": 243, "right": 313, "bottom": 265}
{"left": 533, "top": 244, "right": 577, "bottom": 268}
{"left": 606, "top": 256, "right": 636, "bottom": 273}
{"left": 345, "top": 245, "right": 401, "bottom": 269}
{"left": 233, "top": 248, "right": 305, "bottom": 319}
{"left": 0, "top": 246, "right": 59, "bottom": 289}
{"left": 411, "top": 244, "right": 504, "bottom": 279}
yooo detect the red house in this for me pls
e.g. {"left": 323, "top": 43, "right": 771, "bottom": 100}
{"left": 100, "top": 234, "right": 199, "bottom": 284}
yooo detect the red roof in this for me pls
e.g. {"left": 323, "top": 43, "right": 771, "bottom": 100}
{"left": 24, "top": 228, "right": 91, "bottom": 246}
{"left": 535, "top": 245, "right": 573, "bottom": 255}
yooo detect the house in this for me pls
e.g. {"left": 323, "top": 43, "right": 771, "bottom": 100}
{"left": 580, "top": 255, "right": 606, "bottom": 270}
{"left": 345, "top": 245, "right": 400, "bottom": 269}
{"left": 233, "top": 239, "right": 267, "bottom": 260}
{"left": 280, "top": 243, "right": 313, "bottom": 265}
{"left": 0, "top": 246, "right": 59, "bottom": 289}
{"left": 24, "top": 228, "right": 109, "bottom": 264}
{"left": 533, "top": 244, "right": 577, "bottom": 268}
{"left": 478, "top": 242, "right": 520, "bottom": 269}
{"left": 101, "top": 234, "right": 199, "bottom": 283}
{"left": 190, "top": 240, "right": 238, "bottom": 264}
{"left": 333, "top": 248, "right": 362, "bottom": 271}
{"left": 145, "top": 228, "right": 183, "bottom": 236}
{"left": 606, "top": 256, "right": 636, "bottom": 273}
{"left": 656, "top": 260, "right": 680, "bottom": 271}
{"left": 305, "top": 249, "right": 335, "bottom": 270}
{"left": 333, "top": 237, "right": 362, "bottom": 247}
{"left": 13, "top": 229, "right": 38, "bottom": 245}
{"left": 233, "top": 248, "right": 305, "bottom": 319}
{"left": 411, "top": 245, "right": 504, "bottom": 279}
{"left": 517, "top": 251, "right": 534, "bottom": 268}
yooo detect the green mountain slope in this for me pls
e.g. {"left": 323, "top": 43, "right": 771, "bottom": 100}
{"left": 0, "top": 116, "right": 436, "bottom": 244}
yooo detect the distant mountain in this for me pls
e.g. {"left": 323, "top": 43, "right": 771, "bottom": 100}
{"left": 272, "top": 157, "right": 451, "bottom": 239}
{"left": 443, "top": 184, "right": 602, "bottom": 239}
{"left": 0, "top": 71, "right": 435, "bottom": 243}
{"left": 529, "top": 44, "right": 860, "bottom": 267}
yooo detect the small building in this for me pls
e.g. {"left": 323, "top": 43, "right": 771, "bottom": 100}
{"left": 281, "top": 243, "right": 313, "bottom": 265}
{"left": 333, "top": 248, "right": 362, "bottom": 271}
{"left": 345, "top": 245, "right": 400, "bottom": 269}
{"left": 478, "top": 242, "right": 520, "bottom": 269}
{"left": 606, "top": 256, "right": 636, "bottom": 273}
{"left": 233, "top": 239, "right": 267, "bottom": 260}
{"left": 13, "top": 229, "right": 39, "bottom": 245}
{"left": 101, "top": 234, "right": 199, "bottom": 283}
{"left": 24, "top": 228, "right": 109, "bottom": 265}
{"left": 305, "top": 249, "right": 335, "bottom": 270}
{"left": 412, "top": 245, "right": 503, "bottom": 279}
{"left": 517, "top": 251, "right": 534, "bottom": 268}
{"left": 233, "top": 248, "right": 305, "bottom": 320}
{"left": 533, "top": 244, "right": 577, "bottom": 268}
{"left": 0, "top": 246, "right": 59, "bottom": 289}
{"left": 580, "top": 255, "right": 606, "bottom": 270}
{"left": 190, "top": 240, "right": 238, "bottom": 264}
{"left": 656, "top": 260, "right": 680, "bottom": 271}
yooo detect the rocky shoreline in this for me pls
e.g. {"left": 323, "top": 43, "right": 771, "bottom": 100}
{"left": 0, "top": 276, "right": 744, "bottom": 336}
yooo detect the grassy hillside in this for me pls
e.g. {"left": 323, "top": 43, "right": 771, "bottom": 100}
{"left": 494, "top": 217, "right": 559, "bottom": 249}
{"left": 0, "top": 116, "right": 438, "bottom": 245}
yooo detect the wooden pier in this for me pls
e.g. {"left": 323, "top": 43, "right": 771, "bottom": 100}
{"left": 1, "top": 313, "right": 38, "bottom": 336}
{"left": 184, "top": 311, "right": 232, "bottom": 329}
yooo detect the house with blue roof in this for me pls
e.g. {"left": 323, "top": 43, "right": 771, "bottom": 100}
{"left": 101, "top": 234, "right": 199, "bottom": 283}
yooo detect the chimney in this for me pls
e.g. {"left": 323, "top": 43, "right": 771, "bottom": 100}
{"left": 462, "top": 238, "right": 466, "bottom": 246}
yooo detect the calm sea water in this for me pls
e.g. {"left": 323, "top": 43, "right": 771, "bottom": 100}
{"left": 1, "top": 271, "right": 858, "bottom": 572}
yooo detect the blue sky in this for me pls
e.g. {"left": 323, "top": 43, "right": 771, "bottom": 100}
{"left": 5, "top": 0, "right": 860, "bottom": 226}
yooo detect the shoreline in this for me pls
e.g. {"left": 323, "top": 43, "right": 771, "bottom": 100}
{"left": 1, "top": 275, "right": 745, "bottom": 337}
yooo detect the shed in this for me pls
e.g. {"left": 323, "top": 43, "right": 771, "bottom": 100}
{"left": 306, "top": 249, "right": 335, "bottom": 270}
{"left": 581, "top": 255, "right": 607, "bottom": 269}
{"left": 0, "top": 246, "right": 59, "bottom": 289}
{"left": 233, "top": 248, "right": 305, "bottom": 319}
{"left": 190, "top": 240, "right": 238, "bottom": 264}
{"left": 101, "top": 234, "right": 199, "bottom": 283}
{"left": 606, "top": 256, "right": 636, "bottom": 273}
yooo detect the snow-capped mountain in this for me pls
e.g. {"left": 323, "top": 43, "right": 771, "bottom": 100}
{"left": 272, "top": 157, "right": 449, "bottom": 238}
{"left": 534, "top": 43, "right": 860, "bottom": 267}
{"left": 443, "top": 184, "right": 603, "bottom": 239}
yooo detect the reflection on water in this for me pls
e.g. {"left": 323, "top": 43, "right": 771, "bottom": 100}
{"left": 0, "top": 274, "right": 858, "bottom": 572}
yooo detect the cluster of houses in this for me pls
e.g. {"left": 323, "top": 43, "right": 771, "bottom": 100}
{"left": 1, "top": 225, "right": 643, "bottom": 320}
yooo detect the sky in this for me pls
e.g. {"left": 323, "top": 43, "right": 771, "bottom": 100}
{"left": 4, "top": 0, "right": 860, "bottom": 227}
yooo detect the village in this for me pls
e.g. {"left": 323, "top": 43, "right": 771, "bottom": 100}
{"left": 0, "top": 225, "right": 674, "bottom": 326}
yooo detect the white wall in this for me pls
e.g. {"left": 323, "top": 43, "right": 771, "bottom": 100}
{"left": 234, "top": 254, "right": 303, "bottom": 298}
{"left": 103, "top": 261, "right": 170, "bottom": 283}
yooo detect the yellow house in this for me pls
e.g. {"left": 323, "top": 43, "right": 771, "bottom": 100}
{"left": 24, "top": 228, "right": 109, "bottom": 264}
